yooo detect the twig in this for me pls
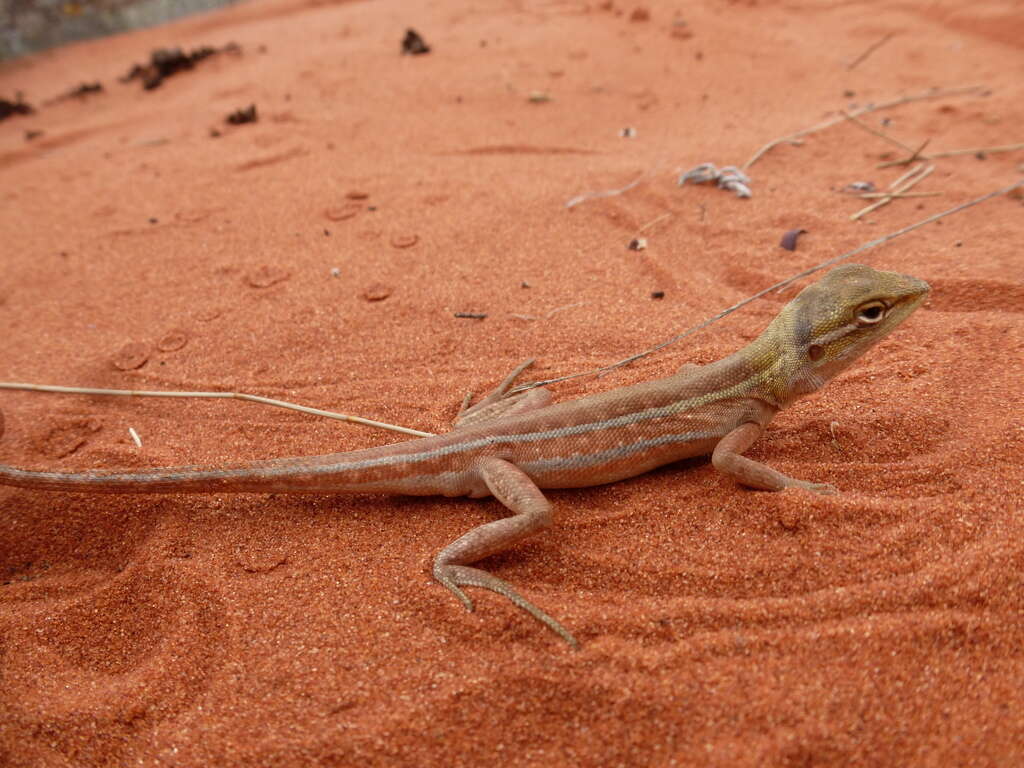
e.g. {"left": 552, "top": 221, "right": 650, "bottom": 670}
{"left": 851, "top": 163, "right": 935, "bottom": 220}
{"left": 903, "top": 137, "right": 932, "bottom": 164}
{"left": 871, "top": 136, "right": 933, "bottom": 168}
{"left": 0, "top": 382, "right": 435, "bottom": 437}
{"left": 923, "top": 141, "right": 1024, "bottom": 160}
{"left": 888, "top": 163, "right": 929, "bottom": 190}
{"left": 840, "top": 110, "right": 917, "bottom": 154}
{"left": 743, "top": 84, "right": 986, "bottom": 171}
{"left": 567, "top": 86, "right": 986, "bottom": 209}
{"left": 635, "top": 212, "right": 673, "bottom": 235}
{"left": 546, "top": 302, "right": 584, "bottom": 319}
{"left": 513, "top": 177, "right": 1024, "bottom": 392}
{"left": 565, "top": 171, "right": 649, "bottom": 209}
{"left": 877, "top": 141, "right": 1024, "bottom": 168}
{"left": 856, "top": 191, "right": 939, "bottom": 200}
{"left": 846, "top": 32, "right": 897, "bottom": 70}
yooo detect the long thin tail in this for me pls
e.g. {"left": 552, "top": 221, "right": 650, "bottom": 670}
{"left": 0, "top": 457, "right": 338, "bottom": 493}
{"left": 0, "top": 430, "right": 465, "bottom": 495}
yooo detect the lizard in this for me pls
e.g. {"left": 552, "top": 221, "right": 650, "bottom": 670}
{"left": 0, "top": 264, "right": 929, "bottom": 647}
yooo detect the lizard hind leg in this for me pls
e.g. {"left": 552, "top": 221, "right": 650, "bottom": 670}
{"left": 432, "top": 456, "right": 578, "bottom": 648}
{"left": 453, "top": 359, "right": 552, "bottom": 430}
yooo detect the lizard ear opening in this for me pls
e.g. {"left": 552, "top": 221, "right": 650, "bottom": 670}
{"left": 807, "top": 344, "right": 824, "bottom": 361}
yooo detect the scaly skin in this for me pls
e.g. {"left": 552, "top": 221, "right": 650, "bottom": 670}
{"left": 0, "top": 264, "right": 930, "bottom": 647}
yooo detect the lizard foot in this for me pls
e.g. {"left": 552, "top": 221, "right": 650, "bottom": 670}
{"left": 434, "top": 563, "right": 579, "bottom": 649}
{"left": 453, "top": 359, "right": 552, "bottom": 430}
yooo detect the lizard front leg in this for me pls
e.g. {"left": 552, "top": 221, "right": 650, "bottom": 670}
{"left": 712, "top": 422, "right": 836, "bottom": 494}
{"left": 432, "top": 456, "right": 578, "bottom": 648}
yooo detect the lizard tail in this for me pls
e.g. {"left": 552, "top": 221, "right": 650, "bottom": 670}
{"left": 0, "top": 462, "right": 304, "bottom": 493}
{"left": 0, "top": 433, "right": 460, "bottom": 495}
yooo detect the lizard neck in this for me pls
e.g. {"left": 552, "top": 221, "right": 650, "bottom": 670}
{"left": 721, "top": 313, "right": 827, "bottom": 410}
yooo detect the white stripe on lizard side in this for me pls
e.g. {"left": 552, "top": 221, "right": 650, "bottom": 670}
{"left": 6, "top": 377, "right": 756, "bottom": 486}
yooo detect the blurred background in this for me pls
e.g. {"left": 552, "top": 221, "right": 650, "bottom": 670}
{"left": 1, "top": 0, "right": 238, "bottom": 59}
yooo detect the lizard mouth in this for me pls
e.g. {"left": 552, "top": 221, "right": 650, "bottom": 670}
{"left": 895, "top": 273, "right": 930, "bottom": 302}
{"left": 889, "top": 276, "right": 930, "bottom": 319}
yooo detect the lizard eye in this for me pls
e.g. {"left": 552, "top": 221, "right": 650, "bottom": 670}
{"left": 856, "top": 301, "right": 887, "bottom": 325}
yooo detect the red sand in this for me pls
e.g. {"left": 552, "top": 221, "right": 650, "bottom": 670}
{"left": 1, "top": 1, "right": 1023, "bottom": 765}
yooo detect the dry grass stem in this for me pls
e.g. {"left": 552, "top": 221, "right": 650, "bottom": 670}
{"left": 636, "top": 212, "right": 673, "bottom": 235}
{"left": 546, "top": 302, "right": 585, "bottom": 319}
{"left": 877, "top": 141, "right": 1024, "bottom": 168}
{"left": 743, "top": 84, "right": 986, "bottom": 171}
{"left": 840, "top": 110, "right": 918, "bottom": 154}
{"left": 856, "top": 191, "right": 939, "bottom": 200}
{"left": 851, "top": 163, "right": 935, "bottom": 220}
{"left": 846, "top": 33, "right": 897, "bottom": 70}
{"left": 565, "top": 171, "right": 649, "bottom": 208}
{"left": 0, "top": 382, "right": 435, "bottom": 437}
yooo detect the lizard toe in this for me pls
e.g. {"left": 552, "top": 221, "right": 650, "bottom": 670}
{"left": 433, "top": 564, "right": 476, "bottom": 612}
{"left": 436, "top": 564, "right": 578, "bottom": 649}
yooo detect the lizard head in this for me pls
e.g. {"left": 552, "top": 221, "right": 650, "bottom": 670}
{"left": 763, "top": 263, "right": 930, "bottom": 402}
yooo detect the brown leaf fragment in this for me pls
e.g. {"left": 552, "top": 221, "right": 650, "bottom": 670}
{"left": 780, "top": 228, "right": 808, "bottom": 251}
